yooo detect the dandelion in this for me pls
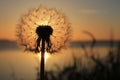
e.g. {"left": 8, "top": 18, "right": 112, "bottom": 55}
{"left": 16, "top": 6, "right": 71, "bottom": 80}
{"left": 16, "top": 6, "right": 71, "bottom": 53}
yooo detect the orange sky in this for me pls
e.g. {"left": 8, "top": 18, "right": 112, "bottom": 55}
{"left": 0, "top": 0, "right": 120, "bottom": 41}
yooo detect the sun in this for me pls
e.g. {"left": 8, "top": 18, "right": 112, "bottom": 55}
{"left": 37, "top": 52, "right": 51, "bottom": 62}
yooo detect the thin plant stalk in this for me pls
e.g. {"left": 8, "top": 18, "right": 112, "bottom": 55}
{"left": 40, "top": 39, "right": 45, "bottom": 80}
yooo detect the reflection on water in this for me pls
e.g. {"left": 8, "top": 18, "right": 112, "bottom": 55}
{"left": 0, "top": 45, "right": 118, "bottom": 80}
{"left": 0, "top": 50, "right": 37, "bottom": 80}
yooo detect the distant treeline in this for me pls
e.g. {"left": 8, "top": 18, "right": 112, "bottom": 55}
{"left": 0, "top": 40, "right": 19, "bottom": 51}
{"left": 0, "top": 40, "right": 120, "bottom": 50}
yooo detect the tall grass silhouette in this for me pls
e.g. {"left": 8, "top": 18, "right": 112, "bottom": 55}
{"left": 34, "top": 31, "right": 120, "bottom": 80}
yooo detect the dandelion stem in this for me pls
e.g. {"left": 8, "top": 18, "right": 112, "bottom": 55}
{"left": 40, "top": 39, "right": 45, "bottom": 80}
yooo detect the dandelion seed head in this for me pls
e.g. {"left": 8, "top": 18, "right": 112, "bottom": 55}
{"left": 16, "top": 6, "right": 71, "bottom": 53}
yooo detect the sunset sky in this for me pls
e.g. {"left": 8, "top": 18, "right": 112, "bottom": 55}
{"left": 0, "top": 0, "right": 120, "bottom": 41}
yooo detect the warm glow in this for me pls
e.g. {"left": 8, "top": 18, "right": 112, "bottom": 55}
{"left": 16, "top": 6, "right": 71, "bottom": 53}
{"left": 37, "top": 52, "right": 51, "bottom": 62}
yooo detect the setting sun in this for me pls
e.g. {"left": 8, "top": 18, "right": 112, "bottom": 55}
{"left": 37, "top": 52, "right": 51, "bottom": 62}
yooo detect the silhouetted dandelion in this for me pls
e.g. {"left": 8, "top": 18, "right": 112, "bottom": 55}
{"left": 16, "top": 6, "right": 71, "bottom": 80}
{"left": 16, "top": 6, "right": 71, "bottom": 53}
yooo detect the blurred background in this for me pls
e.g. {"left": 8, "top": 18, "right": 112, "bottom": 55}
{"left": 0, "top": 0, "right": 120, "bottom": 80}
